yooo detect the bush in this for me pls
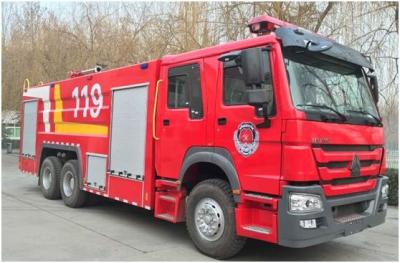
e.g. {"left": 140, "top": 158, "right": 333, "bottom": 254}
{"left": 386, "top": 168, "right": 398, "bottom": 206}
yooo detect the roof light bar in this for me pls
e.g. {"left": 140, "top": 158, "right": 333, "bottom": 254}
{"left": 247, "top": 15, "right": 297, "bottom": 35}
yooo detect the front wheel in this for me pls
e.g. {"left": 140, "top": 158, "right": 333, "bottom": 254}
{"left": 60, "top": 160, "right": 87, "bottom": 208}
{"left": 186, "top": 179, "right": 246, "bottom": 259}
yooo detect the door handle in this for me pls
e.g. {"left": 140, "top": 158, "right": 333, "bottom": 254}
{"left": 217, "top": 117, "right": 227, "bottom": 125}
{"left": 163, "top": 119, "right": 170, "bottom": 126}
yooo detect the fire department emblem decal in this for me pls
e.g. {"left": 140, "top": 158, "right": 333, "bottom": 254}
{"left": 234, "top": 122, "right": 259, "bottom": 157}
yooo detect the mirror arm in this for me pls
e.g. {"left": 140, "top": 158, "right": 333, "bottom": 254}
{"left": 256, "top": 118, "right": 271, "bottom": 128}
{"left": 256, "top": 103, "right": 271, "bottom": 128}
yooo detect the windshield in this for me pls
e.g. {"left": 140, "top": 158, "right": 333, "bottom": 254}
{"left": 284, "top": 53, "right": 380, "bottom": 126}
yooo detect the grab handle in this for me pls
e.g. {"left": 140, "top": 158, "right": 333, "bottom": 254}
{"left": 152, "top": 80, "right": 162, "bottom": 140}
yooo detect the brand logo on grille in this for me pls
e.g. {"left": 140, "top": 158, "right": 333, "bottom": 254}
{"left": 311, "top": 137, "right": 330, "bottom": 144}
{"left": 350, "top": 155, "right": 361, "bottom": 177}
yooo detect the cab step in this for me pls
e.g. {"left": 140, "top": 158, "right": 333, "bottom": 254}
{"left": 154, "top": 190, "right": 186, "bottom": 223}
{"left": 242, "top": 225, "right": 271, "bottom": 235}
{"left": 156, "top": 213, "right": 175, "bottom": 221}
{"left": 236, "top": 203, "right": 278, "bottom": 243}
{"left": 242, "top": 192, "right": 278, "bottom": 209}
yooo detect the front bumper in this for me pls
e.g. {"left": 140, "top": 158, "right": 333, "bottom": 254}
{"left": 278, "top": 176, "right": 388, "bottom": 248}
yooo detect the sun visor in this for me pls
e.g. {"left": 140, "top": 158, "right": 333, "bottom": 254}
{"left": 275, "top": 27, "right": 373, "bottom": 70}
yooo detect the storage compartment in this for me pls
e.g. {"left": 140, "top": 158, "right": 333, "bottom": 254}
{"left": 21, "top": 100, "right": 38, "bottom": 156}
{"left": 86, "top": 154, "right": 107, "bottom": 190}
{"left": 109, "top": 85, "right": 148, "bottom": 179}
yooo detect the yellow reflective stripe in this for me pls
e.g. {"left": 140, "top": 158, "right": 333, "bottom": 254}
{"left": 54, "top": 122, "right": 108, "bottom": 135}
{"left": 53, "top": 84, "right": 108, "bottom": 136}
{"left": 54, "top": 84, "right": 63, "bottom": 123}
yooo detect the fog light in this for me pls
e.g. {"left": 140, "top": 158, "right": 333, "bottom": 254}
{"left": 299, "top": 219, "right": 317, "bottom": 229}
{"left": 381, "top": 184, "right": 389, "bottom": 199}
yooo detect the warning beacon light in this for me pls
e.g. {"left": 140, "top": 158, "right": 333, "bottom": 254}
{"left": 247, "top": 15, "right": 297, "bottom": 36}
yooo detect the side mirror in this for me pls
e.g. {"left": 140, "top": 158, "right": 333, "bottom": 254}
{"left": 368, "top": 75, "right": 379, "bottom": 104}
{"left": 241, "top": 48, "right": 265, "bottom": 86}
{"left": 247, "top": 88, "right": 273, "bottom": 128}
{"left": 247, "top": 89, "right": 268, "bottom": 106}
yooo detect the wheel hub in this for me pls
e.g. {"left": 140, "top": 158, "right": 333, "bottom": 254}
{"left": 194, "top": 198, "right": 225, "bottom": 241}
{"left": 42, "top": 167, "right": 52, "bottom": 190}
{"left": 63, "top": 171, "right": 75, "bottom": 197}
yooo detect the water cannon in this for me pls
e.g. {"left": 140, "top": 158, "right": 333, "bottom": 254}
{"left": 69, "top": 65, "right": 103, "bottom": 78}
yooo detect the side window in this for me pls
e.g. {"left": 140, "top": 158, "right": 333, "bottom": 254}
{"left": 189, "top": 65, "right": 203, "bottom": 119}
{"left": 223, "top": 66, "right": 247, "bottom": 105}
{"left": 223, "top": 49, "right": 276, "bottom": 116}
{"left": 167, "top": 63, "right": 203, "bottom": 119}
{"left": 168, "top": 74, "right": 189, "bottom": 108}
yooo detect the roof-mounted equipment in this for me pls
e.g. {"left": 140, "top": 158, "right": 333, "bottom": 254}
{"left": 69, "top": 65, "right": 103, "bottom": 78}
{"left": 247, "top": 15, "right": 298, "bottom": 35}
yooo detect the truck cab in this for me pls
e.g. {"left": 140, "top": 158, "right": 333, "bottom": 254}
{"left": 154, "top": 15, "right": 388, "bottom": 256}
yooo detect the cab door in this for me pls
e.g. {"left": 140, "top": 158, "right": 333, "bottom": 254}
{"left": 156, "top": 60, "right": 207, "bottom": 179}
{"left": 214, "top": 46, "right": 282, "bottom": 195}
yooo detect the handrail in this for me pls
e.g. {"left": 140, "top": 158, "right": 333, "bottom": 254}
{"left": 22, "top": 78, "right": 30, "bottom": 93}
{"left": 152, "top": 79, "right": 162, "bottom": 140}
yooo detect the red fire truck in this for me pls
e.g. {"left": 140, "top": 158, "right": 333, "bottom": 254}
{"left": 19, "top": 15, "right": 388, "bottom": 259}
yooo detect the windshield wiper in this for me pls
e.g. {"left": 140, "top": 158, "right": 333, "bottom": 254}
{"left": 346, "top": 109, "right": 382, "bottom": 125}
{"left": 296, "top": 104, "right": 347, "bottom": 122}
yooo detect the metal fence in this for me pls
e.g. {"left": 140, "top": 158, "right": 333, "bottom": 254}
{"left": 386, "top": 150, "right": 399, "bottom": 169}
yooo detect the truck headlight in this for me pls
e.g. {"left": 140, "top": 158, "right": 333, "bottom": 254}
{"left": 381, "top": 184, "right": 389, "bottom": 199}
{"left": 289, "top": 193, "right": 323, "bottom": 213}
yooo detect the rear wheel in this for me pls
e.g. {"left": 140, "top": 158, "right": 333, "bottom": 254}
{"left": 39, "top": 156, "right": 62, "bottom": 199}
{"left": 186, "top": 179, "right": 246, "bottom": 259}
{"left": 60, "top": 160, "right": 87, "bottom": 208}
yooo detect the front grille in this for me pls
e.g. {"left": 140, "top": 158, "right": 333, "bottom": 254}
{"left": 312, "top": 144, "right": 382, "bottom": 152}
{"left": 330, "top": 176, "right": 370, "bottom": 186}
{"left": 317, "top": 160, "right": 380, "bottom": 169}
{"left": 312, "top": 144, "right": 383, "bottom": 186}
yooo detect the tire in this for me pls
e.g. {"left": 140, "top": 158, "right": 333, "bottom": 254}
{"left": 60, "top": 160, "right": 87, "bottom": 208}
{"left": 186, "top": 179, "right": 246, "bottom": 259}
{"left": 39, "top": 156, "right": 62, "bottom": 199}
